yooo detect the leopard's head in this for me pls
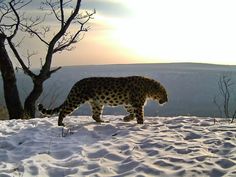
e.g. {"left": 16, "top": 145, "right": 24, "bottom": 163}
{"left": 152, "top": 84, "right": 168, "bottom": 105}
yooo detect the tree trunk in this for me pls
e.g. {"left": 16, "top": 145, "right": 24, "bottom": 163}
{"left": 24, "top": 80, "right": 43, "bottom": 117}
{"left": 0, "top": 33, "right": 24, "bottom": 119}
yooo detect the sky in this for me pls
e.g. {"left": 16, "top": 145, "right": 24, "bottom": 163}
{"left": 7, "top": 0, "right": 236, "bottom": 67}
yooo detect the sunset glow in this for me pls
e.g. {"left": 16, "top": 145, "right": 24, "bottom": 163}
{"left": 9, "top": 0, "right": 236, "bottom": 67}
{"left": 101, "top": 0, "right": 236, "bottom": 65}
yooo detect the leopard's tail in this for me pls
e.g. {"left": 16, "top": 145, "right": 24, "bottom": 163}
{"left": 38, "top": 104, "right": 62, "bottom": 115}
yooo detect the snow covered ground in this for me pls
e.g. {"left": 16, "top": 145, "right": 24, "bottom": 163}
{"left": 0, "top": 116, "right": 235, "bottom": 177}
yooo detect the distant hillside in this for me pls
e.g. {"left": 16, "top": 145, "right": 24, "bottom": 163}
{"left": 0, "top": 63, "right": 236, "bottom": 118}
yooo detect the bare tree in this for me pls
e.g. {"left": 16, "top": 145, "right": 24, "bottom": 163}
{"left": 213, "top": 73, "right": 236, "bottom": 123}
{"left": 0, "top": 0, "right": 95, "bottom": 118}
{"left": 0, "top": 33, "right": 24, "bottom": 119}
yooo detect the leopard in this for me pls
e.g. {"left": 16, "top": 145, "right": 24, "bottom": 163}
{"left": 38, "top": 76, "right": 168, "bottom": 126}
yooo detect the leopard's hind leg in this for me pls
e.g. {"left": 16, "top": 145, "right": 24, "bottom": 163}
{"left": 90, "top": 101, "right": 104, "bottom": 123}
{"left": 123, "top": 105, "right": 135, "bottom": 122}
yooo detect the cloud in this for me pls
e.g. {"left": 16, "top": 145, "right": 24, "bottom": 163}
{"left": 81, "top": 0, "right": 132, "bottom": 18}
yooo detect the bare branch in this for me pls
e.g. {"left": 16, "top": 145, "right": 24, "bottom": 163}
{"left": 49, "top": 66, "right": 62, "bottom": 75}
{"left": 42, "top": 25, "right": 50, "bottom": 37}
{"left": 40, "top": 0, "right": 72, "bottom": 24}
{"left": 21, "top": 23, "right": 49, "bottom": 45}
{"left": 1, "top": 0, "right": 36, "bottom": 78}
{"left": 26, "top": 49, "right": 38, "bottom": 68}
{"left": 19, "top": 14, "right": 50, "bottom": 45}
{"left": 42, "top": 0, "right": 61, "bottom": 21}
{"left": 60, "top": 0, "right": 64, "bottom": 28}
{"left": 42, "top": 0, "right": 82, "bottom": 73}
{"left": 214, "top": 73, "right": 236, "bottom": 123}
{"left": 213, "top": 95, "right": 223, "bottom": 117}
{"left": 15, "top": 36, "right": 25, "bottom": 47}
{"left": 8, "top": 0, "right": 20, "bottom": 39}
{"left": 0, "top": 3, "right": 11, "bottom": 25}
{"left": 0, "top": 0, "right": 31, "bottom": 25}
{"left": 53, "top": 30, "right": 84, "bottom": 53}
{"left": 13, "top": 0, "right": 32, "bottom": 11}
{"left": 53, "top": 9, "right": 96, "bottom": 53}
{"left": 7, "top": 38, "right": 36, "bottom": 78}
{"left": 0, "top": 0, "right": 31, "bottom": 36}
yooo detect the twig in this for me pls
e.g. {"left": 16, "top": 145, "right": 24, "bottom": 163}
{"left": 62, "top": 127, "right": 73, "bottom": 137}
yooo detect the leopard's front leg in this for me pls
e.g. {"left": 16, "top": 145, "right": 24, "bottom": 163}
{"left": 133, "top": 105, "right": 144, "bottom": 124}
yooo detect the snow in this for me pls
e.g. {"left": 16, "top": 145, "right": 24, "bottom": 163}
{"left": 0, "top": 116, "right": 236, "bottom": 176}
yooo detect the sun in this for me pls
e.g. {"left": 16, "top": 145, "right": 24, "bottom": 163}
{"left": 108, "top": 0, "right": 169, "bottom": 62}
{"left": 112, "top": 19, "right": 159, "bottom": 60}
{"left": 98, "top": 0, "right": 236, "bottom": 65}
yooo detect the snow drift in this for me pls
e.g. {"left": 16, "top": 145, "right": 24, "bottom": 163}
{"left": 0, "top": 116, "right": 235, "bottom": 176}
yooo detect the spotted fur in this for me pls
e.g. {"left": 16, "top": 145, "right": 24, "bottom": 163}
{"left": 38, "top": 76, "right": 168, "bottom": 126}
